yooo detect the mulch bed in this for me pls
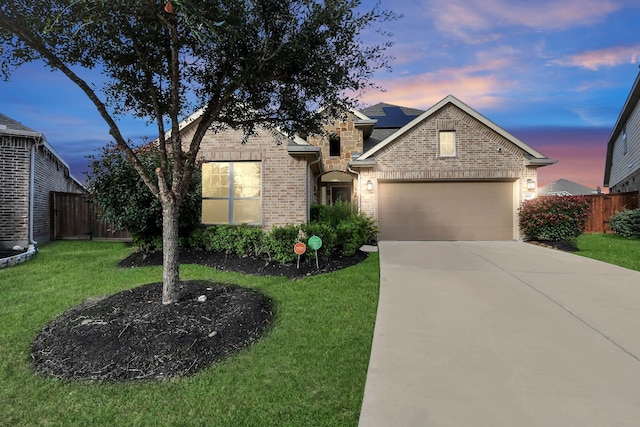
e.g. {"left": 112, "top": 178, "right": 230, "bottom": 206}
{"left": 32, "top": 281, "right": 273, "bottom": 381}
{"left": 525, "top": 240, "right": 579, "bottom": 252}
{"left": 118, "top": 248, "right": 369, "bottom": 279}
{"left": 0, "top": 249, "right": 25, "bottom": 258}
{"left": 31, "top": 249, "right": 368, "bottom": 381}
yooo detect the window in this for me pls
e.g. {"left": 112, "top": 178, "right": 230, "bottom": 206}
{"left": 623, "top": 126, "right": 627, "bottom": 155}
{"left": 201, "top": 161, "right": 261, "bottom": 224}
{"left": 439, "top": 131, "right": 456, "bottom": 157}
{"left": 329, "top": 134, "right": 341, "bottom": 157}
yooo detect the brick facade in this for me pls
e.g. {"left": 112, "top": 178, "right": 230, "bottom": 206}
{"left": 0, "top": 137, "right": 31, "bottom": 248}
{"left": 355, "top": 103, "right": 540, "bottom": 234}
{"left": 0, "top": 135, "right": 84, "bottom": 248}
{"left": 178, "top": 97, "right": 549, "bottom": 236}
{"left": 189, "top": 125, "right": 311, "bottom": 231}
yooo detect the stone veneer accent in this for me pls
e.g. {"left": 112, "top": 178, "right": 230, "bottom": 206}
{"left": 189, "top": 125, "right": 310, "bottom": 231}
{"left": 309, "top": 113, "right": 363, "bottom": 172}
{"left": 356, "top": 103, "right": 539, "bottom": 238}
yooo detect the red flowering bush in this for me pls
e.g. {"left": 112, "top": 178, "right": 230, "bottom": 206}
{"left": 518, "top": 196, "right": 591, "bottom": 244}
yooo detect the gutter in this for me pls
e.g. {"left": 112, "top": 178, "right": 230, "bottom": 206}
{"left": 29, "top": 137, "right": 43, "bottom": 245}
{"left": 307, "top": 156, "right": 322, "bottom": 222}
{"left": 525, "top": 157, "right": 558, "bottom": 167}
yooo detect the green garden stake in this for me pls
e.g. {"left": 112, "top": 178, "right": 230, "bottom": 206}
{"left": 308, "top": 236, "right": 322, "bottom": 270}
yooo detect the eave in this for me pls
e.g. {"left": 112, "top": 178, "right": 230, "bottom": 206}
{"left": 348, "top": 158, "right": 377, "bottom": 168}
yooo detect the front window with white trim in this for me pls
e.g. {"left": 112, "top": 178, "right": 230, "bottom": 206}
{"left": 439, "top": 130, "right": 456, "bottom": 157}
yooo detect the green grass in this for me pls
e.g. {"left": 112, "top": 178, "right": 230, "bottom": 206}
{"left": 0, "top": 241, "right": 380, "bottom": 426}
{"left": 577, "top": 233, "right": 640, "bottom": 272}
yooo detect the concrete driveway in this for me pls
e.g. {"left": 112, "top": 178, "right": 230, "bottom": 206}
{"left": 359, "top": 241, "right": 640, "bottom": 427}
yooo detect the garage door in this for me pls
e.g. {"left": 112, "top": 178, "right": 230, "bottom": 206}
{"left": 378, "top": 181, "right": 515, "bottom": 241}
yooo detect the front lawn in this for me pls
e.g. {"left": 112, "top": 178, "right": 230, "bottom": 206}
{"left": 577, "top": 233, "right": 640, "bottom": 272}
{"left": 0, "top": 241, "right": 379, "bottom": 426}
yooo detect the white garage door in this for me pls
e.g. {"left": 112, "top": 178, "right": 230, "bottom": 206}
{"left": 378, "top": 181, "right": 515, "bottom": 240}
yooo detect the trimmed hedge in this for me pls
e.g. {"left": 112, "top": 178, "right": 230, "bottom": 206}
{"left": 185, "top": 203, "right": 378, "bottom": 264}
{"left": 609, "top": 209, "right": 640, "bottom": 238}
{"left": 519, "top": 196, "right": 590, "bottom": 244}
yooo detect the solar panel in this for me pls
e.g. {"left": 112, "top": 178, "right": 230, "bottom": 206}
{"left": 367, "top": 106, "right": 420, "bottom": 128}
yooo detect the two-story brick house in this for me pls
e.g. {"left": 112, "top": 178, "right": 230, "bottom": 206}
{"left": 181, "top": 94, "right": 555, "bottom": 240}
{"left": 604, "top": 71, "right": 640, "bottom": 194}
{"left": 0, "top": 113, "right": 84, "bottom": 249}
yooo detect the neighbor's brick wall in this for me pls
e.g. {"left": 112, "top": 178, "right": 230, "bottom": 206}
{"left": 32, "top": 144, "right": 85, "bottom": 244}
{"left": 0, "top": 136, "right": 83, "bottom": 248}
{"left": 358, "top": 103, "right": 539, "bottom": 232}
{"left": 193, "top": 126, "right": 309, "bottom": 230}
{"left": 0, "top": 136, "right": 31, "bottom": 248}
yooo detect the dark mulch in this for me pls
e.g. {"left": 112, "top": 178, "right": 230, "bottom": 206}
{"left": 32, "top": 249, "right": 368, "bottom": 381}
{"left": 32, "top": 281, "right": 273, "bottom": 381}
{"left": 0, "top": 249, "right": 25, "bottom": 258}
{"left": 525, "top": 239, "right": 579, "bottom": 252}
{"left": 119, "top": 248, "right": 369, "bottom": 279}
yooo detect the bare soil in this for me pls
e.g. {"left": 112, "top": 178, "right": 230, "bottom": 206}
{"left": 31, "top": 249, "right": 368, "bottom": 381}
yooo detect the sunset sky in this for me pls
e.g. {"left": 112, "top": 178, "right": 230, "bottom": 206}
{"left": 1, "top": 0, "right": 639, "bottom": 190}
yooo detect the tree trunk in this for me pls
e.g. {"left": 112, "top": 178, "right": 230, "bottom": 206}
{"left": 161, "top": 198, "right": 180, "bottom": 305}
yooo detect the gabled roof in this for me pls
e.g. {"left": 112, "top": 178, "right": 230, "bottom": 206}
{"left": 171, "top": 108, "right": 310, "bottom": 146}
{"left": 0, "top": 112, "right": 44, "bottom": 139}
{"left": 604, "top": 71, "right": 640, "bottom": 187}
{"left": 355, "top": 95, "right": 555, "bottom": 165}
{"left": 0, "top": 112, "right": 84, "bottom": 188}
{"left": 539, "top": 179, "right": 597, "bottom": 196}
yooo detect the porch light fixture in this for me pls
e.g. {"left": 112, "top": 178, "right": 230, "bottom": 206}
{"left": 527, "top": 178, "right": 536, "bottom": 190}
{"left": 366, "top": 180, "right": 374, "bottom": 191}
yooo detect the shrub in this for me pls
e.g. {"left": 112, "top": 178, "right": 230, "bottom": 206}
{"left": 264, "top": 224, "right": 302, "bottom": 264}
{"left": 231, "top": 225, "right": 267, "bottom": 256}
{"left": 336, "top": 213, "right": 377, "bottom": 256}
{"left": 311, "top": 201, "right": 378, "bottom": 256}
{"left": 310, "top": 200, "right": 353, "bottom": 227}
{"left": 186, "top": 227, "right": 209, "bottom": 250}
{"left": 302, "top": 221, "right": 337, "bottom": 258}
{"left": 519, "top": 195, "right": 591, "bottom": 244}
{"left": 609, "top": 209, "right": 640, "bottom": 238}
{"left": 86, "top": 142, "right": 201, "bottom": 254}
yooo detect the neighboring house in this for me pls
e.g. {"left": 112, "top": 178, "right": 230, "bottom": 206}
{"left": 0, "top": 113, "right": 84, "bottom": 249}
{"left": 178, "top": 94, "right": 555, "bottom": 241}
{"left": 604, "top": 71, "right": 640, "bottom": 194}
{"left": 539, "top": 179, "right": 598, "bottom": 196}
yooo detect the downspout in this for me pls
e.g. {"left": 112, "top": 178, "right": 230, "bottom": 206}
{"left": 28, "top": 137, "right": 42, "bottom": 246}
{"left": 347, "top": 166, "right": 361, "bottom": 212}
{"left": 307, "top": 156, "right": 322, "bottom": 222}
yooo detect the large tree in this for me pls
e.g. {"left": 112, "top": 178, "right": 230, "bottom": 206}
{"left": 0, "top": 0, "right": 395, "bottom": 304}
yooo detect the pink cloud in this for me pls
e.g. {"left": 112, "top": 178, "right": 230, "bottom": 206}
{"left": 512, "top": 127, "right": 610, "bottom": 190}
{"left": 362, "top": 59, "right": 517, "bottom": 110}
{"left": 549, "top": 44, "right": 640, "bottom": 70}
{"left": 426, "top": 0, "right": 620, "bottom": 43}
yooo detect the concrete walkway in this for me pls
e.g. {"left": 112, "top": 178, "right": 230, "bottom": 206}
{"left": 359, "top": 241, "right": 640, "bottom": 427}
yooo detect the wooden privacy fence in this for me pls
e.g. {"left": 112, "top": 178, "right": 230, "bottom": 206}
{"left": 583, "top": 192, "right": 639, "bottom": 233}
{"left": 50, "top": 192, "right": 130, "bottom": 241}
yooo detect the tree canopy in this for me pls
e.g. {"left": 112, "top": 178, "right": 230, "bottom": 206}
{"left": 1, "top": 0, "right": 397, "bottom": 303}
